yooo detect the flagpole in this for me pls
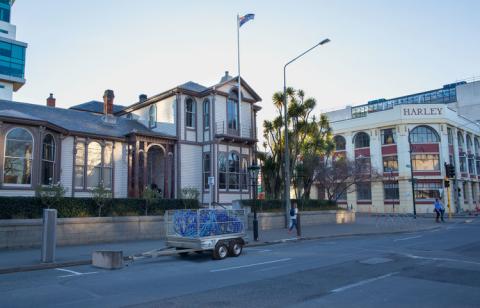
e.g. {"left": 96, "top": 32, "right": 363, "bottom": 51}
{"left": 237, "top": 14, "right": 242, "bottom": 137}
{"left": 237, "top": 13, "right": 244, "bottom": 199}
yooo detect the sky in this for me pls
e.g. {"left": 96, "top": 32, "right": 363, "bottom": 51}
{"left": 11, "top": 0, "right": 480, "bottom": 137}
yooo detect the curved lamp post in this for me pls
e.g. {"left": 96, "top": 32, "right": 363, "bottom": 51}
{"left": 283, "top": 38, "right": 330, "bottom": 226}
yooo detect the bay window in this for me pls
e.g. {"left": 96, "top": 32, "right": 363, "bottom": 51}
{"left": 41, "top": 134, "right": 55, "bottom": 185}
{"left": 3, "top": 128, "right": 33, "bottom": 185}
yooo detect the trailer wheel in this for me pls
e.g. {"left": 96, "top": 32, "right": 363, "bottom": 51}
{"left": 212, "top": 242, "right": 229, "bottom": 260}
{"left": 228, "top": 240, "right": 243, "bottom": 257}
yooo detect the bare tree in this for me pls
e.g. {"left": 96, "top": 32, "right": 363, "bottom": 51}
{"left": 315, "top": 157, "right": 381, "bottom": 202}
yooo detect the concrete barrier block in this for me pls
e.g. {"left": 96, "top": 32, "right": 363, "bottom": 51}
{"left": 92, "top": 250, "right": 123, "bottom": 270}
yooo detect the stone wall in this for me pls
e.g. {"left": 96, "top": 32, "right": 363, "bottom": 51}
{"left": 0, "top": 216, "right": 164, "bottom": 249}
{"left": 0, "top": 210, "right": 355, "bottom": 249}
{"left": 247, "top": 210, "right": 355, "bottom": 230}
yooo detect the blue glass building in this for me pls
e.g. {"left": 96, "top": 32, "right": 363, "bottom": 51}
{"left": 0, "top": 0, "right": 27, "bottom": 100}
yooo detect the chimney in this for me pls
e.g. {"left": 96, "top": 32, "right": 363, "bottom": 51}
{"left": 46, "top": 93, "right": 56, "bottom": 107}
{"left": 220, "top": 71, "right": 232, "bottom": 83}
{"left": 139, "top": 94, "right": 147, "bottom": 102}
{"left": 103, "top": 89, "right": 114, "bottom": 115}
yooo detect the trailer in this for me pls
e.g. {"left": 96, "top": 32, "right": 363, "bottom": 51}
{"left": 164, "top": 209, "right": 247, "bottom": 260}
{"left": 123, "top": 209, "right": 249, "bottom": 261}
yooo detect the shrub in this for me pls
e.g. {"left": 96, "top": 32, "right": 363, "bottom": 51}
{"left": 180, "top": 186, "right": 200, "bottom": 200}
{"left": 91, "top": 183, "right": 112, "bottom": 217}
{"left": 35, "top": 182, "right": 66, "bottom": 209}
{"left": 0, "top": 197, "right": 200, "bottom": 219}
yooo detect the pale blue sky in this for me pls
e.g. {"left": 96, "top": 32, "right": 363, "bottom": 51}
{"left": 11, "top": 0, "right": 480, "bottom": 129}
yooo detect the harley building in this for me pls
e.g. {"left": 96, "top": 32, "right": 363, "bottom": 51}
{"left": 314, "top": 80, "right": 480, "bottom": 214}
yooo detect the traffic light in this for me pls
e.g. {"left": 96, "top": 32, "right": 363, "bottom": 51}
{"left": 458, "top": 187, "right": 462, "bottom": 197}
{"left": 445, "top": 163, "right": 456, "bottom": 178}
{"left": 444, "top": 180, "right": 450, "bottom": 188}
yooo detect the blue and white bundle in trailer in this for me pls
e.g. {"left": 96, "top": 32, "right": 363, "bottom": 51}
{"left": 165, "top": 209, "right": 247, "bottom": 260}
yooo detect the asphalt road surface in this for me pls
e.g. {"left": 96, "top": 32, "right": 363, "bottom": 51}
{"left": 1, "top": 218, "right": 479, "bottom": 308}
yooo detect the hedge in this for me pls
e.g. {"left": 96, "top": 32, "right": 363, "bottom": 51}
{"left": 239, "top": 199, "right": 339, "bottom": 212}
{"left": 0, "top": 197, "right": 199, "bottom": 219}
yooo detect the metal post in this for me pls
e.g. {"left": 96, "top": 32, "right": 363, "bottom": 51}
{"left": 253, "top": 208, "right": 259, "bottom": 241}
{"left": 41, "top": 209, "right": 57, "bottom": 263}
{"left": 408, "top": 129, "right": 417, "bottom": 218}
{"left": 282, "top": 38, "right": 330, "bottom": 228}
{"left": 283, "top": 68, "right": 291, "bottom": 228}
{"left": 447, "top": 185, "right": 452, "bottom": 219}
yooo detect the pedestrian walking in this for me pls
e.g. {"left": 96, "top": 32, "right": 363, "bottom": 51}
{"left": 434, "top": 198, "right": 445, "bottom": 223}
{"left": 288, "top": 203, "right": 298, "bottom": 234}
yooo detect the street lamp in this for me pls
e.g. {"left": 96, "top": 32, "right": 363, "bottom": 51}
{"left": 248, "top": 162, "right": 260, "bottom": 200}
{"left": 283, "top": 38, "right": 330, "bottom": 226}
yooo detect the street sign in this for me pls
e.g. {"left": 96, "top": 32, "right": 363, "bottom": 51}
{"left": 208, "top": 176, "right": 215, "bottom": 185}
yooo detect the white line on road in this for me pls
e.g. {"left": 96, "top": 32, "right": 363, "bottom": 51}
{"left": 331, "top": 272, "right": 398, "bottom": 293}
{"left": 393, "top": 235, "right": 422, "bottom": 242}
{"left": 402, "top": 253, "right": 480, "bottom": 266}
{"left": 210, "top": 258, "right": 292, "bottom": 273}
{"left": 55, "top": 268, "right": 98, "bottom": 278}
{"left": 246, "top": 248, "right": 272, "bottom": 252}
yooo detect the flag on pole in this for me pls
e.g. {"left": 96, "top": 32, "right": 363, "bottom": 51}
{"left": 239, "top": 13, "right": 255, "bottom": 27}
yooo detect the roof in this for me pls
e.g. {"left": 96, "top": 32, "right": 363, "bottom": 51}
{"left": 117, "top": 76, "right": 262, "bottom": 115}
{"left": 178, "top": 81, "right": 208, "bottom": 93}
{"left": 70, "top": 101, "right": 126, "bottom": 114}
{"left": 0, "top": 100, "right": 174, "bottom": 140}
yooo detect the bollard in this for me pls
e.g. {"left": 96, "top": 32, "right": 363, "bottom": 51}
{"left": 296, "top": 213, "right": 302, "bottom": 237}
{"left": 41, "top": 209, "right": 57, "bottom": 263}
{"left": 253, "top": 209, "right": 259, "bottom": 241}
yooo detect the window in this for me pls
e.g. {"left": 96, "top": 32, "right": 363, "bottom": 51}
{"left": 203, "top": 153, "right": 211, "bottom": 190}
{"left": 412, "top": 154, "right": 440, "bottom": 171}
{"left": 3, "top": 128, "right": 33, "bottom": 185}
{"left": 241, "top": 158, "right": 248, "bottom": 190}
{"left": 336, "top": 183, "right": 347, "bottom": 201}
{"left": 87, "top": 142, "right": 102, "bottom": 188}
{"left": 218, "top": 153, "right": 227, "bottom": 189}
{"left": 0, "top": 1, "right": 10, "bottom": 22}
{"left": 463, "top": 182, "right": 467, "bottom": 202}
{"left": 410, "top": 126, "right": 439, "bottom": 144}
{"left": 460, "top": 156, "right": 467, "bottom": 173}
{"left": 41, "top": 134, "right": 55, "bottom": 185}
{"left": 384, "top": 182, "right": 399, "bottom": 199}
{"left": 354, "top": 132, "right": 370, "bottom": 148}
{"left": 76, "top": 141, "right": 113, "bottom": 189}
{"left": 103, "top": 144, "right": 113, "bottom": 189}
{"left": 415, "top": 182, "right": 442, "bottom": 199}
{"left": 334, "top": 135, "right": 346, "bottom": 151}
{"left": 227, "top": 98, "right": 239, "bottom": 130}
{"left": 381, "top": 128, "right": 396, "bottom": 145}
{"left": 356, "top": 156, "right": 371, "bottom": 173}
{"left": 477, "top": 160, "right": 480, "bottom": 175}
{"left": 457, "top": 132, "right": 464, "bottom": 149}
{"left": 383, "top": 156, "right": 398, "bottom": 172}
{"left": 468, "top": 158, "right": 475, "bottom": 174}
{"left": 203, "top": 100, "right": 210, "bottom": 129}
{"left": 467, "top": 135, "right": 473, "bottom": 152}
{"left": 228, "top": 152, "right": 240, "bottom": 189}
{"left": 475, "top": 138, "right": 480, "bottom": 155}
{"left": 356, "top": 182, "right": 371, "bottom": 200}
{"left": 75, "top": 142, "right": 85, "bottom": 189}
{"left": 185, "top": 98, "right": 196, "bottom": 128}
{"left": 0, "top": 41, "right": 26, "bottom": 78}
{"left": 447, "top": 127, "right": 453, "bottom": 145}
{"left": 148, "top": 105, "right": 156, "bottom": 128}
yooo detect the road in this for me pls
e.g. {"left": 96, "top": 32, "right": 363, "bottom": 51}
{"left": 1, "top": 218, "right": 479, "bottom": 307}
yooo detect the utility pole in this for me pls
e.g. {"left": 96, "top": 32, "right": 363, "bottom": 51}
{"left": 408, "top": 129, "right": 417, "bottom": 219}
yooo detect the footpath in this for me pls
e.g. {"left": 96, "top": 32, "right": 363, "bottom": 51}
{"left": 0, "top": 215, "right": 473, "bottom": 274}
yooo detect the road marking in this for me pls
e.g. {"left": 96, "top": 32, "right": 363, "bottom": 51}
{"left": 402, "top": 253, "right": 480, "bottom": 266}
{"left": 331, "top": 272, "right": 398, "bottom": 293}
{"left": 55, "top": 268, "right": 98, "bottom": 278}
{"left": 394, "top": 235, "right": 422, "bottom": 242}
{"left": 210, "top": 258, "right": 291, "bottom": 273}
{"left": 246, "top": 248, "right": 272, "bottom": 253}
